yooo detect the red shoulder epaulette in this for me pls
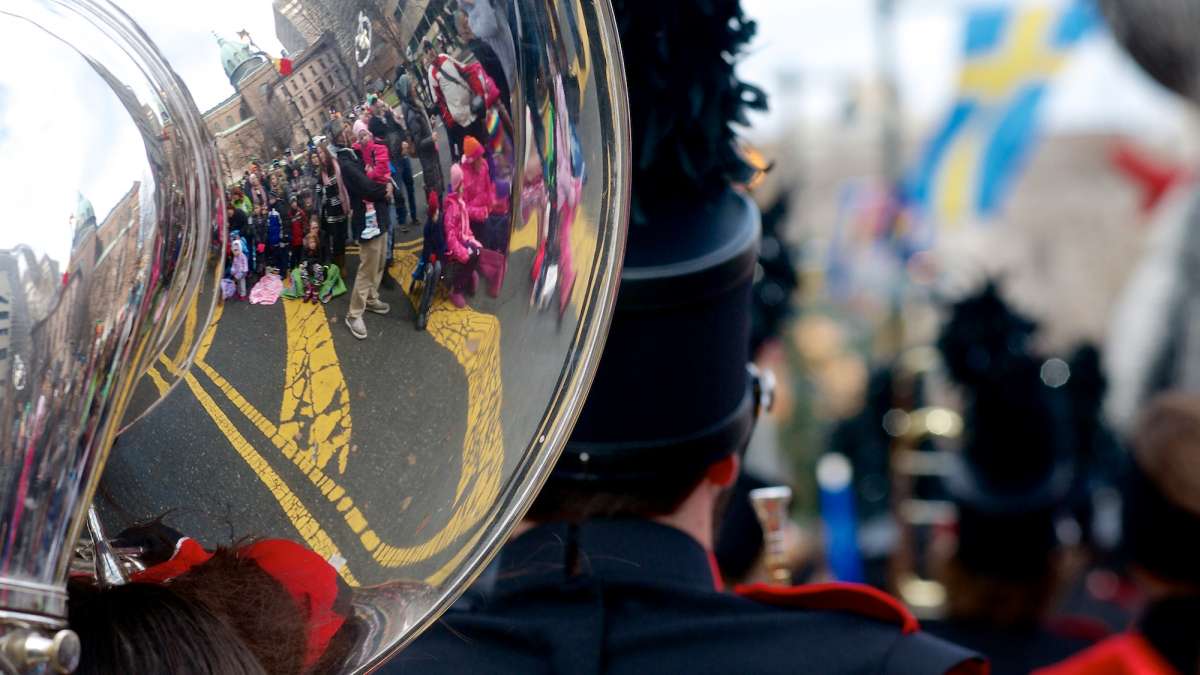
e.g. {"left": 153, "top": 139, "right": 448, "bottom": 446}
{"left": 735, "top": 582, "right": 920, "bottom": 635}
{"left": 1031, "top": 634, "right": 1179, "bottom": 675}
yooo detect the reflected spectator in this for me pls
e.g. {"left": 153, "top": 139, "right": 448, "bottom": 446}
{"left": 456, "top": 7, "right": 511, "bottom": 111}
{"left": 326, "top": 119, "right": 392, "bottom": 341}
{"left": 316, "top": 144, "right": 350, "bottom": 271}
{"left": 443, "top": 164, "right": 482, "bottom": 309}
{"left": 397, "top": 74, "right": 443, "bottom": 202}
{"left": 422, "top": 40, "right": 500, "bottom": 158}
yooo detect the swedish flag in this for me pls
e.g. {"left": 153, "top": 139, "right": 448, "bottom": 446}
{"left": 906, "top": 1, "right": 1098, "bottom": 228}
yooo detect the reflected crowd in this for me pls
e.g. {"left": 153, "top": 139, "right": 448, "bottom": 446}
{"left": 216, "top": 9, "right": 581, "bottom": 331}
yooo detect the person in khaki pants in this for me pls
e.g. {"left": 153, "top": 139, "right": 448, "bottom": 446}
{"left": 346, "top": 230, "right": 389, "bottom": 337}
{"left": 324, "top": 118, "right": 393, "bottom": 340}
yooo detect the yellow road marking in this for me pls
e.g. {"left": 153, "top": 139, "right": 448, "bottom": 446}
{"left": 145, "top": 365, "right": 170, "bottom": 398}
{"left": 181, "top": 370, "right": 360, "bottom": 587}
{"left": 171, "top": 292, "right": 199, "bottom": 367}
{"left": 375, "top": 251, "right": 504, "bottom": 571}
{"left": 280, "top": 300, "right": 353, "bottom": 474}
{"left": 164, "top": 248, "right": 505, "bottom": 579}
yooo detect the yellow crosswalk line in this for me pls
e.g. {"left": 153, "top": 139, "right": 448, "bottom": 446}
{"left": 280, "top": 301, "right": 353, "bottom": 474}
{"left": 164, "top": 254, "right": 506, "bottom": 580}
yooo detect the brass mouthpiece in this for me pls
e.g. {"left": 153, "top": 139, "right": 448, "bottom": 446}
{"left": 749, "top": 486, "right": 794, "bottom": 586}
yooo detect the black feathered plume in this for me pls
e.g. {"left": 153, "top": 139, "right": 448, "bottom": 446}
{"left": 611, "top": 0, "right": 768, "bottom": 226}
{"left": 937, "top": 283, "right": 1070, "bottom": 500}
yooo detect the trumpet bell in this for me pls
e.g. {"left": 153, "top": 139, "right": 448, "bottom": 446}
{"left": 0, "top": 0, "right": 629, "bottom": 672}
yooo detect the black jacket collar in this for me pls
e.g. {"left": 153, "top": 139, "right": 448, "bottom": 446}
{"left": 493, "top": 519, "right": 719, "bottom": 597}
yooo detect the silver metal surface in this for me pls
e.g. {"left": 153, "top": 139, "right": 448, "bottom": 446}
{"left": 0, "top": 0, "right": 220, "bottom": 669}
{"left": 1, "top": 0, "right": 628, "bottom": 672}
{"left": 84, "top": 507, "right": 128, "bottom": 588}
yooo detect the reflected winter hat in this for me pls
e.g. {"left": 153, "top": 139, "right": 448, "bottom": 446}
{"left": 463, "top": 136, "right": 484, "bottom": 159}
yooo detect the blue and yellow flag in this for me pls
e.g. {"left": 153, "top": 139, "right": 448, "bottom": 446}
{"left": 906, "top": 1, "right": 1098, "bottom": 228}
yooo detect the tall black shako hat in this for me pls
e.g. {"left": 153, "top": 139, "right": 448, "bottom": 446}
{"left": 553, "top": 0, "right": 767, "bottom": 488}
{"left": 937, "top": 284, "right": 1075, "bottom": 579}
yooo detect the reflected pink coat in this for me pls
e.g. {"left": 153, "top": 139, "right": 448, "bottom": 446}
{"left": 443, "top": 191, "right": 481, "bottom": 264}
{"left": 460, "top": 155, "right": 494, "bottom": 224}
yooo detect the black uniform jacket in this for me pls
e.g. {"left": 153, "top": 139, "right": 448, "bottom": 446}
{"left": 385, "top": 520, "right": 985, "bottom": 675}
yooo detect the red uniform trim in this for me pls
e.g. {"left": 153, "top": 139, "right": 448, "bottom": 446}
{"left": 735, "top": 582, "right": 920, "bottom": 635}
{"left": 130, "top": 537, "right": 213, "bottom": 584}
{"left": 1032, "top": 633, "right": 1180, "bottom": 675}
{"left": 705, "top": 550, "right": 726, "bottom": 592}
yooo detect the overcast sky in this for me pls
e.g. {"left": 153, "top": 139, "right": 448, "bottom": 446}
{"left": 0, "top": 2, "right": 288, "bottom": 264}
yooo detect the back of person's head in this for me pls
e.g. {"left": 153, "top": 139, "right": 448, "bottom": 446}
{"left": 168, "top": 548, "right": 308, "bottom": 675}
{"left": 930, "top": 284, "right": 1077, "bottom": 626}
{"left": 368, "top": 116, "right": 388, "bottom": 140}
{"left": 1127, "top": 393, "right": 1200, "bottom": 590}
{"left": 69, "top": 580, "right": 266, "bottom": 675}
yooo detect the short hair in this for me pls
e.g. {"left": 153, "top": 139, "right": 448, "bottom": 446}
{"left": 368, "top": 116, "right": 388, "bottom": 139}
{"left": 526, "top": 463, "right": 710, "bottom": 522}
{"left": 69, "top": 580, "right": 266, "bottom": 675}
{"left": 168, "top": 549, "right": 307, "bottom": 675}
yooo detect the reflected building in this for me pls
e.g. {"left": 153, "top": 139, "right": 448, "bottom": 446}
{"left": 0, "top": 259, "right": 17, "bottom": 388}
{"left": 274, "top": 0, "right": 334, "bottom": 54}
{"left": 205, "top": 31, "right": 359, "bottom": 177}
{"left": 273, "top": 0, "right": 408, "bottom": 89}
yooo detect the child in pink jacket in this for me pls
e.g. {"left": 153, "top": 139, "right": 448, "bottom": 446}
{"left": 444, "top": 164, "right": 483, "bottom": 309}
{"left": 353, "top": 117, "right": 393, "bottom": 240}
{"left": 460, "top": 135, "right": 495, "bottom": 229}
{"left": 361, "top": 117, "right": 393, "bottom": 186}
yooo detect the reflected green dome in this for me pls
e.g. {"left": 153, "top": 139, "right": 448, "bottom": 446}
{"left": 217, "top": 34, "right": 265, "bottom": 85}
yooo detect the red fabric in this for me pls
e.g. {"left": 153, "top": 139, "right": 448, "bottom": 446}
{"left": 1110, "top": 142, "right": 1191, "bottom": 215}
{"left": 460, "top": 155, "right": 494, "bottom": 224}
{"left": 948, "top": 658, "right": 992, "bottom": 675}
{"left": 427, "top": 190, "right": 440, "bottom": 220}
{"left": 735, "top": 582, "right": 920, "bottom": 635}
{"left": 1032, "top": 634, "right": 1180, "bottom": 675}
{"left": 1046, "top": 615, "right": 1115, "bottom": 644}
{"left": 131, "top": 538, "right": 214, "bottom": 584}
{"left": 705, "top": 550, "right": 725, "bottom": 592}
{"left": 131, "top": 538, "right": 344, "bottom": 670}
{"left": 276, "top": 58, "right": 293, "bottom": 77}
{"left": 241, "top": 540, "right": 344, "bottom": 670}
{"left": 289, "top": 208, "right": 307, "bottom": 247}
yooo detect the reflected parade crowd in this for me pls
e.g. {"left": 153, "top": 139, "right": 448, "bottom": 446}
{"left": 217, "top": 24, "right": 578, "bottom": 338}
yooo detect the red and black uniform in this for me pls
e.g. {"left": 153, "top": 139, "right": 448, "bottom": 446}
{"left": 385, "top": 520, "right": 985, "bottom": 674}
{"left": 1034, "top": 596, "right": 1200, "bottom": 675}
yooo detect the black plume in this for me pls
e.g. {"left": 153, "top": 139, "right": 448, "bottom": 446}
{"left": 751, "top": 193, "right": 799, "bottom": 355}
{"left": 611, "top": 0, "right": 768, "bottom": 226}
{"left": 937, "top": 282, "right": 1037, "bottom": 391}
